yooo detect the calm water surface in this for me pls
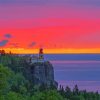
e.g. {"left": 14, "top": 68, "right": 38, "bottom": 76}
{"left": 45, "top": 54, "right": 100, "bottom": 92}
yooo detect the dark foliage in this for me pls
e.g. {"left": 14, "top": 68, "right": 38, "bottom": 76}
{"left": 0, "top": 51, "right": 100, "bottom": 100}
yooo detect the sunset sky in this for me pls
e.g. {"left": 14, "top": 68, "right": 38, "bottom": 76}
{"left": 0, "top": 0, "right": 100, "bottom": 54}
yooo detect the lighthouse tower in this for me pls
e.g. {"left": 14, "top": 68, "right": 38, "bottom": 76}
{"left": 39, "top": 48, "right": 44, "bottom": 60}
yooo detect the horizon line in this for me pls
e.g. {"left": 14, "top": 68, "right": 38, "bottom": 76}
{"left": 0, "top": 48, "right": 100, "bottom": 54}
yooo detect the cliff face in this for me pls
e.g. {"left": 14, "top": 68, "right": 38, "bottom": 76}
{"left": 0, "top": 55, "right": 58, "bottom": 88}
{"left": 25, "top": 61, "right": 58, "bottom": 88}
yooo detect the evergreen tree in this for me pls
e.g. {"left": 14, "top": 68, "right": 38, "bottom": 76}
{"left": 59, "top": 85, "right": 65, "bottom": 97}
{"left": 65, "top": 86, "right": 72, "bottom": 99}
{"left": 0, "top": 64, "right": 13, "bottom": 94}
{"left": 73, "top": 85, "right": 79, "bottom": 95}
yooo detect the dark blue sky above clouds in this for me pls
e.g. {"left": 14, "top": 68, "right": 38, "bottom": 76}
{"left": 0, "top": 0, "right": 100, "bottom": 7}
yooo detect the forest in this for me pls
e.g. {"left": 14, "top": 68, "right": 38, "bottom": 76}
{"left": 0, "top": 50, "right": 100, "bottom": 100}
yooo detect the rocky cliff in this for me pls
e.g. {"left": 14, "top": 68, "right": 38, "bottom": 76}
{"left": 0, "top": 55, "right": 58, "bottom": 88}
{"left": 25, "top": 61, "right": 58, "bottom": 88}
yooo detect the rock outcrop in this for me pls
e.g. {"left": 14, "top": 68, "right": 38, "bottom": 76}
{"left": 25, "top": 61, "right": 58, "bottom": 88}
{"left": 0, "top": 55, "right": 58, "bottom": 88}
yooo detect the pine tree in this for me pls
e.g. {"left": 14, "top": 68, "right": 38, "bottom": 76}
{"left": 73, "top": 85, "right": 79, "bottom": 95}
{"left": 65, "top": 86, "right": 72, "bottom": 99}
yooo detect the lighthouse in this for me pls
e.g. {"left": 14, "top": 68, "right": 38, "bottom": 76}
{"left": 28, "top": 48, "right": 45, "bottom": 64}
{"left": 39, "top": 48, "right": 44, "bottom": 60}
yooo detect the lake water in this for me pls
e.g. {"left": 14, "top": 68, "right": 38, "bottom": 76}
{"left": 45, "top": 54, "right": 100, "bottom": 92}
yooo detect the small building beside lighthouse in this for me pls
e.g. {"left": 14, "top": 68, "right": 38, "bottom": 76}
{"left": 30, "top": 48, "right": 45, "bottom": 63}
{"left": 39, "top": 48, "right": 44, "bottom": 60}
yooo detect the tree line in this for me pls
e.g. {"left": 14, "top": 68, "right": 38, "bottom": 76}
{"left": 0, "top": 52, "right": 100, "bottom": 100}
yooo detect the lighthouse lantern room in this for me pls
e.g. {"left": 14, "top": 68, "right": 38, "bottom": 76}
{"left": 39, "top": 48, "right": 44, "bottom": 60}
